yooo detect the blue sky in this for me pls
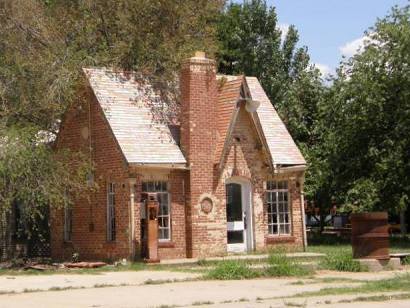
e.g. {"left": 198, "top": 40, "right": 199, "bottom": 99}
{"left": 263, "top": 0, "right": 409, "bottom": 75}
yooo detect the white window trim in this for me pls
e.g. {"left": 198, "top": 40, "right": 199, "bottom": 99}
{"left": 157, "top": 192, "right": 171, "bottom": 242}
{"left": 141, "top": 181, "right": 171, "bottom": 241}
{"left": 107, "top": 182, "right": 116, "bottom": 242}
{"left": 267, "top": 181, "right": 292, "bottom": 236}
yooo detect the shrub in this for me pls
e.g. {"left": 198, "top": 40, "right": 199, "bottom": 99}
{"left": 265, "top": 252, "right": 312, "bottom": 277}
{"left": 321, "top": 252, "right": 362, "bottom": 272}
{"left": 206, "top": 260, "right": 259, "bottom": 280}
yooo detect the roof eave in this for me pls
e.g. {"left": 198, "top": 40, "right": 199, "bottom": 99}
{"left": 274, "top": 164, "right": 307, "bottom": 174}
{"left": 130, "top": 162, "right": 189, "bottom": 170}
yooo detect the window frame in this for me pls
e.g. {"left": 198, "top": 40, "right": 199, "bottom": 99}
{"left": 107, "top": 182, "right": 116, "bottom": 242}
{"left": 63, "top": 199, "right": 73, "bottom": 242}
{"left": 141, "top": 181, "right": 171, "bottom": 241}
{"left": 266, "top": 180, "right": 291, "bottom": 236}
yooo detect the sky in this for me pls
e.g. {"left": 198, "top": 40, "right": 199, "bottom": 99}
{"left": 267, "top": 0, "right": 409, "bottom": 76}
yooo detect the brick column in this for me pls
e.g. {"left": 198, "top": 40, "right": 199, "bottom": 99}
{"left": 180, "top": 52, "right": 219, "bottom": 257}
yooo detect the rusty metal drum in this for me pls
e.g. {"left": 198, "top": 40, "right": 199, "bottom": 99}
{"left": 351, "top": 212, "right": 390, "bottom": 260}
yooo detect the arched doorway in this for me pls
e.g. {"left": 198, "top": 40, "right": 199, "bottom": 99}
{"left": 225, "top": 177, "right": 253, "bottom": 253}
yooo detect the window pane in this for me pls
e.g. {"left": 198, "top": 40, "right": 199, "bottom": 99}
{"left": 227, "top": 231, "right": 243, "bottom": 244}
{"left": 279, "top": 203, "right": 284, "bottom": 212}
{"left": 267, "top": 203, "right": 274, "bottom": 214}
{"left": 266, "top": 192, "right": 272, "bottom": 203}
{"left": 279, "top": 214, "right": 284, "bottom": 223}
{"left": 280, "top": 224, "right": 286, "bottom": 234}
{"left": 226, "top": 183, "right": 242, "bottom": 222}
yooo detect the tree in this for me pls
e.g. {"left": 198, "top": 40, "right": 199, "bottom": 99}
{"left": 316, "top": 5, "right": 410, "bottom": 214}
{"left": 217, "top": 0, "right": 324, "bottom": 148}
{"left": 0, "top": 0, "right": 225, "bottom": 255}
{"left": 0, "top": 0, "right": 224, "bottom": 130}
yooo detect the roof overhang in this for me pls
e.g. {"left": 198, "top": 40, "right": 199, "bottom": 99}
{"left": 130, "top": 162, "right": 189, "bottom": 170}
{"left": 274, "top": 164, "right": 307, "bottom": 174}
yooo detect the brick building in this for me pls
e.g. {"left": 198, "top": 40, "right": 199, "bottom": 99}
{"left": 51, "top": 52, "right": 307, "bottom": 261}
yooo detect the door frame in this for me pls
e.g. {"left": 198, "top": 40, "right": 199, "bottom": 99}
{"left": 225, "top": 177, "right": 254, "bottom": 252}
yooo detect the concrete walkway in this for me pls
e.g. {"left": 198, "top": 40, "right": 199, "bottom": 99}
{"left": 159, "top": 252, "right": 325, "bottom": 265}
{"left": 0, "top": 269, "right": 408, "bottom": 308}
{"left": 0, "top": 271, "right": 200, "bottom": 293}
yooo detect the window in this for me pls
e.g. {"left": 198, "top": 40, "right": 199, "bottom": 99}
{"left": 266, "top": 181, "right": 291, "bottom": 235}
{"left": 63, "top": 200, "right": 73, "bottom": 242}
{"left": 107, "top": 183, "right": 116, "bottom": 241}
{"left": 142, "top": 181, "right": 170, "bottom": 241}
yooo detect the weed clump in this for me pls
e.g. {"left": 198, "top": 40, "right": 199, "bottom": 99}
{"left": 266, "top": 252, "right": 312, "bottom": 277}
{"left": 206, "top": 260, "right": 259, "bottom": 280}
{"left": 320, "top": 252, "right": 362, "bottom": 272}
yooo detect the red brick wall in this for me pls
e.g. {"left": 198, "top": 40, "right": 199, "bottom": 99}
{"left": 131, "top": 168, "right": 188, "bottom": 260}
{"left": 52, "top": 63, "right": 304, "bottom": 261}
{"left": 180, "top": 54, "right": 220, "bottom": 257}
{"left": 222, "top": 106, "right": 304, "bottom": 251}
{"left": 51, "top": 90, "right": 131, "bottom": 261}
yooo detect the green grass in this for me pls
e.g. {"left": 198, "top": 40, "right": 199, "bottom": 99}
{"left": 205, "top": 260, "right": 259, "bottom": 280}
{"left": 319, "top": 251, "right": 363, "bottom": 272}
{"left": 292, "top": 273, "right": 410, "bottom": 298}
{"left": 307, "top": 234, "right": 410, "bottom": 255}
{"left": 265, "top": 252, "right": 313, "bottom": 277}
{"left": 338, "top": 292, "right": 410, "bottom": 304}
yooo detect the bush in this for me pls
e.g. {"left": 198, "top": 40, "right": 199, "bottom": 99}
{"left": 321, "top": 252, "right": 362, "bottom": 272}
{"left": 206, "top": 260, "right": 259, "bottom": 280}
{"left": 265, "top": 252, "right": 312, "bottom": 277}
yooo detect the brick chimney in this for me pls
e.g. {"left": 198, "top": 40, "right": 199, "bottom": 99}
{"left": 180, "top": 51, "right": 218, "bottom": 257}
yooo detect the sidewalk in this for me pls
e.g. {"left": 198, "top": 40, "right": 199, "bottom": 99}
{"left": 159, "top": 252, "right": 326, "bottom": 265}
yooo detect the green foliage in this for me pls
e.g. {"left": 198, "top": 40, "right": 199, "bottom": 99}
{"left": 266, "top": 252, "right": 312, "bottom": 277}
{"left": 0, "top": 0, "right": 224, "bottom": 244}
{"left": 320, "top": 252, "right": 363, "bottom": 272}
{"left": 0, "top": 126, "right": 91, "bottom": 237}
{"left": 217, "top": 0, "right": 324, "bottom": 146}
{"left": 0, "top": 0, "right": 224, "bottom": 129}
{"left": 307, "top": 5, "right": 410, "bottom": 214}
{"left": 206, "top": 260, "right": 259, "bottom": 280}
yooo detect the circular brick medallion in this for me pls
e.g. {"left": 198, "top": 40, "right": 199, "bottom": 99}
{"left": 200, "top": 197, "right": 213, "bottom": 214}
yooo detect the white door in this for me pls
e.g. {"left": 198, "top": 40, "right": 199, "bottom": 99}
{"left": 226, "top": 183, "right": 246, "bottom": 252}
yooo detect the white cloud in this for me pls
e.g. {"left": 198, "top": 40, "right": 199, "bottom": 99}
{"left": 339, "top": 35, "right": 376, "bottom": 58}
{"left": 277, "top": 23, "right": 289, "bottom": 42}
{"left": 314, "top": 63, "right": 332, "bottom": 77}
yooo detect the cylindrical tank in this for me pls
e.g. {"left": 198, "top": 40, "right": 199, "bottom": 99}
{"left": 351, "top": 212, "right": 389, "bottom": 260}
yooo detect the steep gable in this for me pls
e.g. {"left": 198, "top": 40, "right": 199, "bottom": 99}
{"left": 215, "top": 76, "right": 244, "bottom": 163}
{"left": 246, "top": 77, "right": 306, "bottom": 166}
{"left": 83, "top": 68, "right": 186, "bottom": 166}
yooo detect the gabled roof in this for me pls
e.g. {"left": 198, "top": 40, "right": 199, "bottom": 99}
{"left": 83, "top": 68, "right": 186, "bottom": 165}
{"left": 246, "top": 77, "right": 306, "bottom": 165}
{"left": 215, "top": 76, "right": 244, "bottom": 162}
{"left": 214, "top": 76, "right": 306, "bottom": 168}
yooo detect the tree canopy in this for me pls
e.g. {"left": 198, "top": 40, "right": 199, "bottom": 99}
{"left": 312, "top": 5, "right": 410, "bottom": 213}
{"left": 0, "top": 0, "right": 224, "bottom": 234}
